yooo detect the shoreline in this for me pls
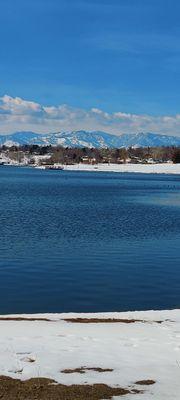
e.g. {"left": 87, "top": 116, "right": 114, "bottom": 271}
{"left": 0, "top": 309, "right": 179, "bottom": 399}
{"left": 62, "top": 162, "right": 180, "bottom": 174}
{"left": 1, "top": 162, "right": 180, "bottom": 174}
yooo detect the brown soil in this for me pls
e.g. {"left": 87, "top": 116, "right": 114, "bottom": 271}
{"left": 0, "top": 317, "right": 51, "bottom": 322}
{"left": 0, "top": 376, "right": 141, "bottom": 399}
{"left": 135, "top": 379, "right": 156, "bottom": 385}
{"left": 0, "top": 317, "right": 165, "bottom": 324}
{"left": 21, "top": 357, "right": 36, "bottom": 363}
{"left": 61, "top": 367, "right": 113, "bottom": 374}
{"left": 64, "top": 317, "right": 163, "bottom": 324}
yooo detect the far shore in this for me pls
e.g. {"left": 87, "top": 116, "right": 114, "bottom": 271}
{"left": 61, "top": 162, "right": 180, "bottom": 174}
{"left": 1, "top": 161, "right": 180, "bottom": 174}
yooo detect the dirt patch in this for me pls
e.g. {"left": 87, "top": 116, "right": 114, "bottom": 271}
{"left": 64, "top": 317, "right": 163, "bottom": 324}
{"left": 0, "top": 317, "right": 166, "bottom": 324}
{"left": 135, "top": 379, "right": 156, "bottom": 385}
{"left": 21, "top": 357, "right": 36, "bottom": 363}
{"left": 0, "top": 317, "right": 52, "bottom": 322}
{"left": 0, "top": 317, "right": 51, "bottom": 322}
{"left": 61, "top": 367, "right": 113, "bottom": 374}
{"left": 0, "top": 376, "right": 141, "bottom": 399}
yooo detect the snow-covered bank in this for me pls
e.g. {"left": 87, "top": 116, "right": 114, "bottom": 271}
{"left": 2, "top": 161, "right": 180, "bottom": 174}
{"left": 0, "top": 309, "right": 180, "bottom": 399}
{"left": 63, "top": 162, "right": 180, "bottom": 174}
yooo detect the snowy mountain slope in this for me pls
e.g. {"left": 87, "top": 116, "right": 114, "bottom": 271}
{"left": 116, "top": 132, "right": 180, "bottom": 147}
{"left": 0, "top": 130, "right": 180, "bottom": 148}
{"left": 0, "top": 131, "right": 123, "bottom": 148}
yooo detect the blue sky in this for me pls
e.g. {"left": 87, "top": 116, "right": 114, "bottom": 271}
{"left": 1, "top": 0, "right": 180, "bottom": 135}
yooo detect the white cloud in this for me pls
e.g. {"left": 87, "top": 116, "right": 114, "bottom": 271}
{"left": 0, "top": 95, "right": 43, "bottom": 115}
{"left": 0, "top": 94, "right": 180, "bottom": 136}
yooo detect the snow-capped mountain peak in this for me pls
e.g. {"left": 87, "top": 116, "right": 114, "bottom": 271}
{"left": 0, "top": 130, "right": 180, "bottom": 148}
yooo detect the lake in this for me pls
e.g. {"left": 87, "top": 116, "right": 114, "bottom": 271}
{"left": 0, "top": 166, "right": 180, "bottom": 314}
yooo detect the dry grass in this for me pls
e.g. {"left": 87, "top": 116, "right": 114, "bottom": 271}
{"left": 64, "top": 317, "right": 163, "bottom": 324}
{"left": 0, "top": 376, "right": 142, "bottom": 399}
{"left": 0, "top": 317, "right": 50, "bottom": 322}
{"left": 135, "top": 379, "right": 156, "bottom": 385}
{"left": 61, "top": 367, "right": 113, "bottom": 374}
{"left": 0, "top": 316, "right": 165, "bottom": 324}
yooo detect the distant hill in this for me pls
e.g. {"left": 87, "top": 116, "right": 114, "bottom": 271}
{"left": 0, "top": 130, "right": 180, "bottom": 148}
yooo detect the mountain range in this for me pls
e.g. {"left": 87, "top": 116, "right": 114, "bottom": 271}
{"left": 0, "top": 130, "right": 180, "bottom": 148}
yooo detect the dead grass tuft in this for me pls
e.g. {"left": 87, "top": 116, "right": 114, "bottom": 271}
{"left": 64, "top": 317, "right": 163, "bottom": 324}
{"left": 61, "top": 367, "right": 113, "bottom": 374}
{"left": 135, "top": 379, "right": 156, "bottom": 385}
{"left": 0, "top": 376, "right": 142, "bottom": 399}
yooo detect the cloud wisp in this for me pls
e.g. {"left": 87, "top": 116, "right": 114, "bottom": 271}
{"left": 0, "top": 94, "right": 180, "bottom": 136}
{"left": 89, "top": 32, "right": 180, "bottom": 55}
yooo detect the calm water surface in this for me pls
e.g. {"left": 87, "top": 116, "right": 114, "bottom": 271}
{"left": 0, "top": 166, "right": 180, "bottom": 313}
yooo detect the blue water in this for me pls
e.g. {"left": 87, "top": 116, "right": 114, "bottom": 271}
{"left": 0, "top": 166, "right": 180, "bottom": 314}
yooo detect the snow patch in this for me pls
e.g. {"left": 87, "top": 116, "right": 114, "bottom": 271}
{"left": 0, "top": 309, "right": 179, "bottom": 399}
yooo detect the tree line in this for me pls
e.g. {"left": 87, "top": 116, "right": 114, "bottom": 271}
{"left": 1, "top": 144, "right": 180, "bottom": 164}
